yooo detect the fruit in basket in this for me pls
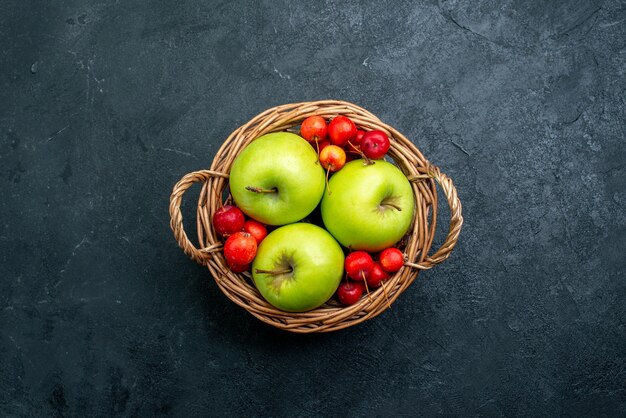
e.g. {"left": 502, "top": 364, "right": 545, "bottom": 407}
{"left": 365, "top": 263, "right": 389, "bottom": 288}
{"left": 321, "top": 160, "right": 415, "bottom": 252}
{"left": 228, "top": 263, "right": 250, "bottom": 273}
{"left": 379, "top": 247, "right": 404, "bottom": 273}
{"left": 336, "top": 281, "right": 364, "bottom": 305}
{"left": 328, "top": 115, "right": 357, "bottom": 147}
{"left": 224, "top": 232, "right": 257, "bottom": 266}
{"left": 317, "top": 139, "right": 331, "bottom": 153}
{"left": 229, "top": 132, "right": 325, "bottom": 225}
{"left": 300, "top": 115, "right": 328, "bottom": 143}
{"left": 252, "top": 223, "right": 344, "bottom": 312}
{"left": 344, "top": 251, "right": 375, "bottom": 281}
{"left": 360, "top": 130, "right": 390, "bottom": 160}
{"left": 243, "top": 220, "right": 268, "bottom": 244}
{"left": 354, "top": 130, "right": 365, "bottom": 145}
{"left": 319, "top": 145, "right": 346, "bottom": 172}
{"left": 212, "top": 205, "right": 245, "bottom": 237}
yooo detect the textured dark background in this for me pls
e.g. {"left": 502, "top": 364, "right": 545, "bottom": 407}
{"left": 1, "top": 0, "right": 625, "bottom": 416}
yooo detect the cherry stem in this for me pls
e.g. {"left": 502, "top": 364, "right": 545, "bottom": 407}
{"left": 361, "top": 270, "right": 372, "bottom": 302}
{"left": 348, "top": 141, "right": 373, "bottom": 165}
{"left": 246, "top": 186, "right": 277, "bottom": 194}
{"left": 381, "top": 281, "right": 391, "bottom": 310}
{"left": 255, "top": 267, "right": 293, "bottom": 275}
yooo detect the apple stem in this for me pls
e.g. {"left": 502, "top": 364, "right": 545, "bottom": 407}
{"left": 361, "top": 270, "right": 372, "bottom": 302}
{"left": 255, "top": 267, "right": 293, "bottom": 275}
{"left": 246, "top": 186, "right": 277, "bottom": 194}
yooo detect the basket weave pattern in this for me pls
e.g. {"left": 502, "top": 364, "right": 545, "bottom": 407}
{"left": 169, "top": 100, "right": 463, "bottom": 333}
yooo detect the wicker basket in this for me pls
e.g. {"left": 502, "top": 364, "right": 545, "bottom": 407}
{"left": 169, "top": 100, "right": 463, "bottom": 333}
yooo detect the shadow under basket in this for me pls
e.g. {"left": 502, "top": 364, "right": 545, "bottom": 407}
{"left": 169, "top": 100, "right": 463, "bottom": 333}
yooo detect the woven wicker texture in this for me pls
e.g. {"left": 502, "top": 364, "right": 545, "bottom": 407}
{"left": 169, "top": 100, "right": 463, "bottom": 333}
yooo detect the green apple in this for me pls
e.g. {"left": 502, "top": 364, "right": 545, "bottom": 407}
{"left": 252, "top": 223, "right": 344, "bottom": 312}
{"left": 321, "top": 159, "right": 415, "bottom": 251}
{"left": 229, "top": 132, "right": 325, "bottom": 226}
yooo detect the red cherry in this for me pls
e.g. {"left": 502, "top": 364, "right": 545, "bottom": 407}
{"left": 319, "top": 145, "right": 346, "bottom": 172}
{"left": 223, "top": 232, "right": 257, "bottom": 266}
{"left": 317, "top": 140, "right": 331, "bottom": 153}
{"left": 300, "top": 116, "right": 328, "bottom": 142}
{"left": 379, "top": 248, "right": 404, "bottom": 273}
{"left": 354, "top": 130, "right": 365, "bottom": 145}
{"left": 336, "top": 281, "right": 364, "bottom": 305}
{"left": 243, "top": 220, "right": 268, "bottom": 244}
{"left": 365, "top": 263, "right": 389, "bottom": 288}
{"left": 345, "top": 251, "right": 375, "bottom": 281}
{"left": 213, "top": 205, "right": 245, "bottom": 237}
{"left": 328, "top": 116, "right": 357, "bottom": 147}
{"left": 310, "top": 139, "right": 331, "bottom": 154}
{"left": 228, "top": 263, "right": 250, "bottom": 273}
{"left": 360, "top": 130, "right": 390, "bottom": 160}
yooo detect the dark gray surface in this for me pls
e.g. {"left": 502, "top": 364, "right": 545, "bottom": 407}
{"left": 1, "top": 0, "right": 625, "bottom": 416}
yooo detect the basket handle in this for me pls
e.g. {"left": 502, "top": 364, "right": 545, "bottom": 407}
{"left": 407, "top": 165, "right": 463, "bottom": 270}
{"left": 169, "top": 170, "right": 228, "bottom": 265}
